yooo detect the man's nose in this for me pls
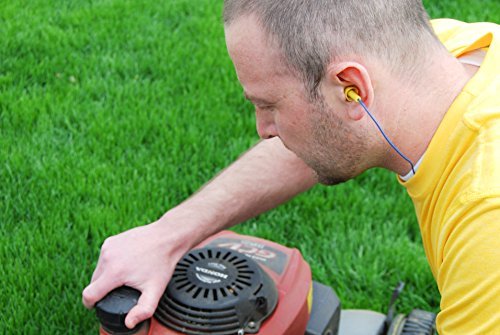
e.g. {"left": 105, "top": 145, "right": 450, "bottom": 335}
{"left": 255, "top": 108, "right": 278, "bottom": 139}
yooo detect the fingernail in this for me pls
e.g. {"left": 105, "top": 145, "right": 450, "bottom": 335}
{"left": 128, "top": 318, "right": 136, "bottom": 329}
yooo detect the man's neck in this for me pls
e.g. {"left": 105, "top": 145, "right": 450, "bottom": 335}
{"left": 378, "top": 49, "right": 478, "bottom": 176}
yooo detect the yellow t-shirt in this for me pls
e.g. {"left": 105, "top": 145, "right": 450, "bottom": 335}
{"left": 400, "top": 19, "right": 500, "bottom": 334}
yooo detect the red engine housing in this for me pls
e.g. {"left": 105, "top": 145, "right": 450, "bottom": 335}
{"left": 99, "top": 230, "right": 312, "bottom": 335}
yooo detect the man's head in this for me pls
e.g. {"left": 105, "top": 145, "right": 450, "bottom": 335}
{"left": 223, "top": 1, "right": 442, "bottom": 184}
{"left": 224, "top": 0, "right": 439, "bottom": 99}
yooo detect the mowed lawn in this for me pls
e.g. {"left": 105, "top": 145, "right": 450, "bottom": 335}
{"left": 1, "top": 0, "right": 498, "bottom": 333}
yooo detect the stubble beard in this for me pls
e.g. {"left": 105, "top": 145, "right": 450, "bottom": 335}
{"left": 303, "top": 97, "right": 366, "bottom": 186}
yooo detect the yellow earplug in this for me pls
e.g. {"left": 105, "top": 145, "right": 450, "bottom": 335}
{"left": 344, "top": 86, "right": 361, "bottom": 102}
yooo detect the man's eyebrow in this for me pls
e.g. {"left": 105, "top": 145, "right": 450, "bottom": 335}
{"left": 243, "top": 92, "right": 274, "bottom": 105}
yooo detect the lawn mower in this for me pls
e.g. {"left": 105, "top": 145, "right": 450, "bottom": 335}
{"left": 94, "top": 231, "right": 436, "bottom": 335}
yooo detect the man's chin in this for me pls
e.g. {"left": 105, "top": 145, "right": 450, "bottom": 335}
{"left": 299, "top": 155, "right": 354, "bottom": 186}
{"left": 315, "top": 171, "right": 348, "bottom": 186}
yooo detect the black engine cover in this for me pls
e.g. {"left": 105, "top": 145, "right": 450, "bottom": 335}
{"left": 154, "top": 247, "right": 279, "bottom": 335}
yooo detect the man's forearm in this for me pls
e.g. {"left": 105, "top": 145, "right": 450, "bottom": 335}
{"left": 162, "top": 137, "right": 317, "bottom": 245}
{"left": 83, "top": 137, "right": 318, "bottom": 328}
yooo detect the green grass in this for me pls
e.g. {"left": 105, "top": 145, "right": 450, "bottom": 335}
{"left": 1, "top": 0, "right": 498, "bottom": 333}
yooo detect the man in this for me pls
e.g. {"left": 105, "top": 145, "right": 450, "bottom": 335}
{"left": 83, "top": 1, "right": 500, "bottom": 333}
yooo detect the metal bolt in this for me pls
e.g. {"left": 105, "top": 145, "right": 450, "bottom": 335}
{"left": 248, "top": 321, "right": 256, "bottom": 329}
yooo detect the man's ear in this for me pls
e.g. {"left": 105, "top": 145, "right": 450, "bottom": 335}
{"left": 324, "top": 61, "right": 374, "bottom": 121}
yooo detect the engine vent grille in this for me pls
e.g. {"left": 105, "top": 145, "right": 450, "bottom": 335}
{"left": 155, "top": 247, "right": 278, "bottom": 335}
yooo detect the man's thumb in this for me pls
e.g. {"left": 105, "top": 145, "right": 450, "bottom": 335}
{"left": 125, "top": 288, "right": 162, "bottom": 329}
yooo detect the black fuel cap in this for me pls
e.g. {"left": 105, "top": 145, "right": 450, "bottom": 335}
{"left": 95, "top": 286, "right": 143, "bottom": 334}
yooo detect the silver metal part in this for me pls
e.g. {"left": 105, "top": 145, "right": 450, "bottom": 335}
{"left": 338, "top": 309, "right": 387, "bottom": 335}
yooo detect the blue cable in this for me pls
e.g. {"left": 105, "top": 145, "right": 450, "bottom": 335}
{"left": 358, "top": 100, "right": 416, "bottom": 175}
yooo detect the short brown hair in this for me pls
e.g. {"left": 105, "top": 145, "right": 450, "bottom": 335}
{"left": 224, "top": 0, "right": 441, "bottom": 98}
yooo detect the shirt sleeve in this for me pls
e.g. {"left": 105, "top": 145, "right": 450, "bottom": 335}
{"left": 436, "top": 197, "right": 500, "bottom": 334}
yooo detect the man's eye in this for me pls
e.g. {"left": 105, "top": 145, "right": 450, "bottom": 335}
{"left": 258, "top": 105, "right": 274, "bottom": 111}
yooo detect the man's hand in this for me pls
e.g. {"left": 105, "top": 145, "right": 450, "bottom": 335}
{"left": 82, "top": 220, "right": 190, "bottom": 329}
